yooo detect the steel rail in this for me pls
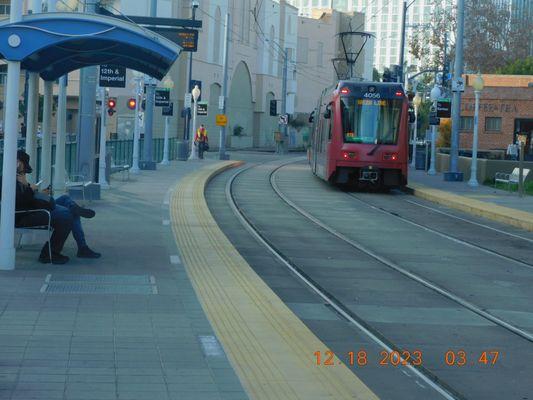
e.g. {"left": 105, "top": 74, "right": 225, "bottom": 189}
{"left": 270, "top": 162, "right": 533, "bottom": 344}
{"left": 224, "top": 161, "right": 461, "bottom": 400}
{"left": 347, "top": 192, "right": 533, "bottom": 271}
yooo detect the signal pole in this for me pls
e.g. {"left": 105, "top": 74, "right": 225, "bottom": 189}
{"left": 142, "top": 0, "right": 158, "bottom": 170}
{"left": 98, "top": 86, "right": 110, "bottom": 188}
{"left": 218, "top": 13, "right": 231, "bottom": 160}
{"left": 447, "top": 0, "right": 465, "bottom": 180}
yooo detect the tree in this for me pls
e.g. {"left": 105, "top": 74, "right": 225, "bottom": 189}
{"left": 495, "top": 57, "right": 533, "bottom": 75}
{"left": 409, "top": 0, "right": 456, "bottom": 73}
{"left": 464, "top": 0, "right": 532, "bottom": 72}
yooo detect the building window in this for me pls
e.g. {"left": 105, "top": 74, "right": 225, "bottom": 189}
{"left": 0, "top": 4, "right": 10, "bottom": 14}
{"left": 297, "top": 37, "right": 309, "bottom": 64}
{"left": 317, "top": 42, "right": 323, "bottom": 67}
{"left": 485, "top": 117, "right": 502, "bottom": 132}
{"left": 460, "top": 116, "right": 474, "bottom": 131}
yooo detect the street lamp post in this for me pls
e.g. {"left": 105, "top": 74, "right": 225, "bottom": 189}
{"left": 160, "top": 76, "right": 174, "bottom": 166}
{"left": 468, "top": 74, "right": 484, "bottom": 187}
{"left": 188, "top": 85, "right": 201, "bottom": 160}
{"left": 411, "top": 93, "right": 421, "bottom": 168}
{"left": 131, "top": 72, "right": 143, "bottom": 174}
{"left": 428, "top": 85, "right": 441, "bottom": 175}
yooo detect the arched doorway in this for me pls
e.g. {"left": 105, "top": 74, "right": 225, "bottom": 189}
{"left": 227, "top": 61, "right": 254, "bottom": 149}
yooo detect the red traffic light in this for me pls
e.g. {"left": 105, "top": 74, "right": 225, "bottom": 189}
{"left": 107, "top": 98, "right": 117, "bottom": 108}
{"left": 127, "top": 98, "right": 136, "bottom": 110}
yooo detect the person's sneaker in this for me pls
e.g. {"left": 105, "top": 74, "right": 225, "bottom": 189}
{"left": 38, "top": 251, "right": 70, "bottom": 264}
{"left": 77, "top": 246, "right": 101, "bottom": 259}
{"left": 71, "top": 203, "right": 96, "bottom": 219}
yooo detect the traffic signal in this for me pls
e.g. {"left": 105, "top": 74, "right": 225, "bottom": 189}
{"left": 127, "top": 98, "right": 136, "bottom": 110}
{"left": 269, "top": 100, "right": 277, "bottom": 116}
{"left": 107, "top": 98, "right": 117, "bottom": 116}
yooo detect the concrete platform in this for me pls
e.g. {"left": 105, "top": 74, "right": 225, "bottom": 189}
{"left": 408, "top": 167, "right": 533, "bottom": 231}
{"left": 0, "top": 159, "right": 248, "bottom": 400}
{"left": 169, "top": 161, "right": 378, "bottom": 400}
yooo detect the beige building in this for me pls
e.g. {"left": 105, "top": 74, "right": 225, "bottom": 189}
{"left": 1, "top": 0, "right": 368, "bottom": 150}
{"left": 295, "top": 9, "right": 368, "bottom": 115}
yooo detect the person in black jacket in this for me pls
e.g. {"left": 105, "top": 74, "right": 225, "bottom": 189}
{"left": 1, "top": 150, "right": 100, "bottom": 264}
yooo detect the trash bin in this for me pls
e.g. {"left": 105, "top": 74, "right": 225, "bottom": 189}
{"left": 415, "top": 146, "right": 426, "bottom": 170}
{"left": 177, "top": 140, "right": 189, "bottom": 161}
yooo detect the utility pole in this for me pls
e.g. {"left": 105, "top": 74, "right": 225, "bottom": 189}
{"left": 184, "top": 0, "right": 199, "bottom": 141}
{"left": 446, "top": 0, "right": 465, "bottom": 181}
{"left": 218, "top": 13, "right": 231, "bottom": 160}
{"left": 141, "top": 0, "right": 158, "bottom": 170}
{"left": 398, "top": 0, "right": 408, "bottom": 83}
{"left": 77, "top": 0, "right": 98, "bottom": 182}
{"left": 281, "top": 47, "right": 288, "bottom": 154}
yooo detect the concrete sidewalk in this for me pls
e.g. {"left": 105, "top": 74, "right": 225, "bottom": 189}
{"left": 408, "top": 167, "right": 533, "bottom": 231}
{"left": 0, "top": 159, "right": 248, "bottom": 400}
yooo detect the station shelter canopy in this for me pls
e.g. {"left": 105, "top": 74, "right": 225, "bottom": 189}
{"left": 0, "top": 12, "right": 182, "bottom": 80}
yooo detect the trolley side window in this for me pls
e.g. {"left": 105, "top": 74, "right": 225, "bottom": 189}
{"left": 341, "top": 97, "right": 402, "bottom": 144}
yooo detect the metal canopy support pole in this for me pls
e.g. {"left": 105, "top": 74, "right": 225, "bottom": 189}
{"left": 53, "top": 75, "right": 67, "bottom": 191}
{"left": 26, "top": 73, "right": 39, "bottom": 182}
{"left": 219, "top": 13, "right": 231, "bottom": 160}
{"left": 141, "top": 0, "right": 158, "bottom": 170}
{"left": 98, "top": 86, "right": 110, "bottom": 188}
{"left": 161, "top": 115, "right": 170, "bottom": 165}
{"left": 0, "top": 0, "right": 23, "bottom": 270}
{"left": 448, "top": 0, "right": 464, "bottom": 178}
{"left": 41, "top": 80, "right": 53, "bottom": 187}
{"left": 76, "top": 0, "right": 98, "bottom": 182}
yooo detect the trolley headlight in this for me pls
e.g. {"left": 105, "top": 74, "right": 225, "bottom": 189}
{"left": 383, "top": 152, "right": 398, "bottom": 161}
{"left": 342, "top": 151, "right": 357, "bottom": 160}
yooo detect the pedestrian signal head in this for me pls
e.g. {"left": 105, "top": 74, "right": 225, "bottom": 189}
{"left": 127, "top": 98, "right": 136, "bottom": 110}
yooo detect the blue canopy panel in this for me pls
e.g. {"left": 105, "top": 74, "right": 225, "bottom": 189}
{"left": 0, "top": 12, "right": 182, "bottom": 81}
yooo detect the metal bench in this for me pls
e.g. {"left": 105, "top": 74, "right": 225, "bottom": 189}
{"left": 110, "top": 158, "right": 130, "bottom": 181}
{"left": 0, "top": 203, "right": 53, "bottom": 263}
{"left": 495, "top": 167, "right": 530, "bottom": 191}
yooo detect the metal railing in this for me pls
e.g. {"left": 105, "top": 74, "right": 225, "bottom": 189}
{"left": 0, "top": 138, "right": 179, "bottom": 178}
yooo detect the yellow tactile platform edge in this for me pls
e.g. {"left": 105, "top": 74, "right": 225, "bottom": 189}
{"left": 170, "top": 161, "right": 378, "bottom": 400}
{"left": 409, "top": 182, "right": 533, "bottom": 232}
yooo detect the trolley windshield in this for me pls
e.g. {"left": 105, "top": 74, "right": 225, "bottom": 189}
{"left": 341, "top": 97, "right": 402, "bottom": 144}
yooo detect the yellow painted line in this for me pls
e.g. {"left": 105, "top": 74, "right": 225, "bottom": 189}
{"left": 409, "top": 182, "right": 533, "bottom": 232}
{"left": 170, "top": 161, "right": 378, "bottom": 400}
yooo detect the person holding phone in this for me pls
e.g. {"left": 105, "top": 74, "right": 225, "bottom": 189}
{"left": 0, "top": 150, "right": 101, "bottom": 264}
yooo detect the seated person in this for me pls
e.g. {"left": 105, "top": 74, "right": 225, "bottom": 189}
{"left": 0, "top": 150, "right": 101, "bottom": 264}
